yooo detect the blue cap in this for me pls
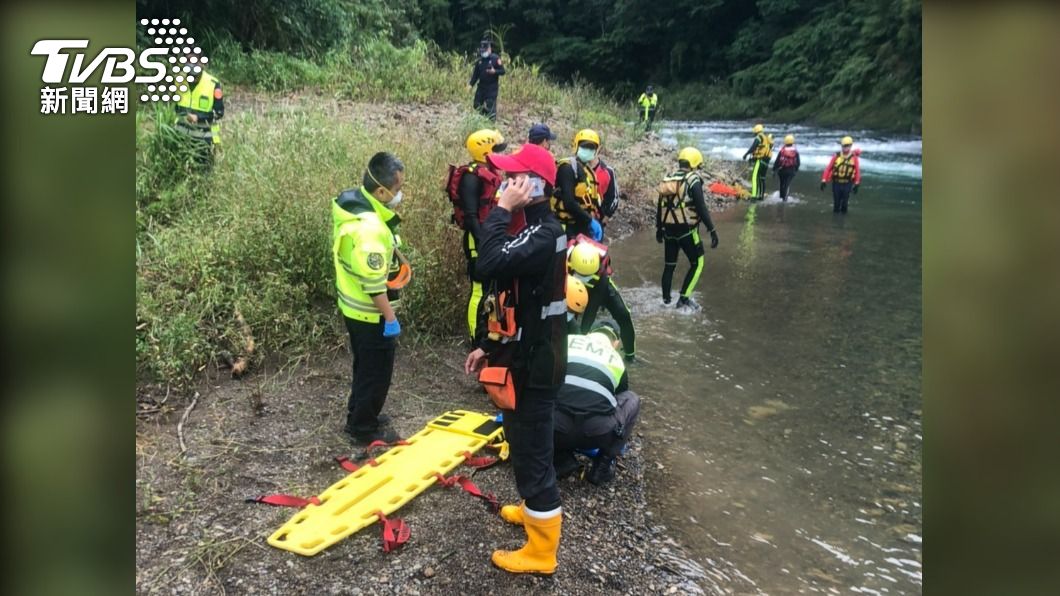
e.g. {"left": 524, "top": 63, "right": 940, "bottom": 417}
{"left": 528, "top": 123, "right": 556, "bottom": 142}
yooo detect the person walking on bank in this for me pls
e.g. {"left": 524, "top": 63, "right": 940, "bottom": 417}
{"left": 446, "top": 129, "right": 507, "bottom": 344}
{"left": 820, "top": 136, "right": 862, "bottom": 214}
{"left": 773, "top": 134, "right": 801, "bottom": 201}
{"left": 637, "top": 85, "right": 659, "bottom": 132}
{"left": 742, "top": 123, "right": 773, "bottom": 200}
{"left": 174, "top": 69, "right": 224, "bottom": 167}
{"left": 552, "top": 129, "right": 603, "bottom": 241}
{"left": 463, "top": 143, "right": 568, "bottom": 575}
{"left": 333, "top": 153, "right": 407, "bottom": 444}
{"left": 468, "top": 38, "right": 506, "bottom": 121}
{"left": 656, "top": 147, "right": 720, "bottom": 310}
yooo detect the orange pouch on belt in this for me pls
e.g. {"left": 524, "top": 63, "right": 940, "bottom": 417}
{"left": 478, "top": 367, "right": 516, "bottom": 410}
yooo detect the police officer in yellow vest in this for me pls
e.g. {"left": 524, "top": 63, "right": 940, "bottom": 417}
{"left": 174, "top": 70, "right": 224, "bottom": 166}
{"left": 333, "top": 152, "right": 407, "bottom": 444}
{"left": 741, "top": 123, "right": 773, "bottom": 200}
{"left": 637, "top": 85, "right": 659, "bottom": 132}
{"left": 656, "top": 147, "right": 719, "bottom": 310}
{"left": 552, "top": 129, "right": 603, "bottom": 241}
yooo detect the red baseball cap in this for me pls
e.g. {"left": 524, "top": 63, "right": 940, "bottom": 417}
{"left": 487, "top": 143, "right": 557, "bottom": 186}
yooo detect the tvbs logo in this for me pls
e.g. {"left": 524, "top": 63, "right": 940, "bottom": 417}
{"left": 32, "top": 18, "right": 208, "bottom": 108}
{"left": 31, "top": 40, "right": 169, "bottom": 84}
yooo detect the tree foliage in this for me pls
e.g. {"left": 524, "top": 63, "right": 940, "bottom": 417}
{"left": 137, "top": 0, "right": 921, "bottom": 129}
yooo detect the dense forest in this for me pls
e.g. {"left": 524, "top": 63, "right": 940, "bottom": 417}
{"left": 137, "top": 0, "right": 921, "bottom": 131}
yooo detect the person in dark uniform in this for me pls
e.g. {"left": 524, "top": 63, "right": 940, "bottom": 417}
{"left": 656, "top": 147, "right": 720, "bottom": 310}
{"left": 468, "top": 38, "right": 506, "bottom": 121}
{"left": 463, "top": 143, "right": 568, "bottom": 575}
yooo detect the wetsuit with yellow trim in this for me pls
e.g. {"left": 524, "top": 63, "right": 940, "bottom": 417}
{"left": 568, "top": 237, "right": 636, "bottom": 361}
{"left": 552, "top": 158, "right": 601, "bottom": 239}
{"left": 742, "top": 132, "right": 772, "bottom": 199}
{"left": 656, "top": 169, "right": 718, "bottom": 304}
{"left": 458, "top": 162, "right": 500, "bottom": 344}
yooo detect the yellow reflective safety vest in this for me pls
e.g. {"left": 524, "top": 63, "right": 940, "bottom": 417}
{"left": 332, "top": 187, "right": 400, "bottom": 323}
{"left": 637, "top": 93, "right": 658, "bottom": 121}
{"left": 657, "top": 170, "right": 703, "bottom": 226}
{"left": 752, "top": 132, "right": 773, "bottom": 159}
{"left": 557, "top": 332, "right": 627, "bottom": 416}
{"left": 551, "top": 158, "right": 600, "bottom": 224}
{"left": 175, "top": 71, "right": 222, "bottom": 144}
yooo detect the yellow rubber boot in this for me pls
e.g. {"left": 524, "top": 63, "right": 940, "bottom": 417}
{"left": 491, "top": 506, "right": 562, "bottom": 574}
{"left": 499, "top": 502, "right": 524, "bottom": 526}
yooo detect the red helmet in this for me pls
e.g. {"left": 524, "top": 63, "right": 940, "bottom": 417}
{"left": 487, "top": 143, "right": 557, "bottom": 186}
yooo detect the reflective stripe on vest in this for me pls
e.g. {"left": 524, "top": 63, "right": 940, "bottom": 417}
{"left": 551, "top": 159, "right": 600, "bottom": 223}
{"left": 563, "top": 375, "right": 618, "bottom": 409}
{"left": 562, "top": 333, "right": 626, "bottom": 409}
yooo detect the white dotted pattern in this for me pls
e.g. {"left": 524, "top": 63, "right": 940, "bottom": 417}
{"left": 137, "top": 17, "right": 208, "bottom": 102}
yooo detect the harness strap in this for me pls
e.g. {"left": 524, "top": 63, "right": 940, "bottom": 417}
{"left": 373, "top": 511, "right": 410, "bottom": 552}
{"left": 246, "top": 494, "right": 321, "bottom": 508}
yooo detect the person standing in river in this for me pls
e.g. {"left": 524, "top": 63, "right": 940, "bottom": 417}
{"left": 656, "top": 147, "right": 720, "bottom": 311}
{"left": 742, "top": 123, "right": 773, "bottom": 200}
{"left": 468, "top": 38, "right": 505, "bottom": 121}
{"left": 821, "top": 136, "right": 862, "bottom": 213}
{"left": 773, "top": 135, "right": 801, "bottom": 201}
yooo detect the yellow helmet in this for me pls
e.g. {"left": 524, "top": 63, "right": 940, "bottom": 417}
{"left": 566, "top": 276, "right": 589, "bottom": 314}
{"left": 572, "top": 128, "right": 601, "bottom": 151}
{"left": 678, "top": 146, "right": 703, "bottom": 169}
{"left": 568, "top": 243, "right": 601, "bottom": 276}
{"left": 784, "top": 134, "right": 795, "bottom": 145}
{"left": 466, "top": 129, "right": 505, "bottom": 163}
{"left": 752, "top": 124, "right": 764, "bottom": 134}
{"left": 840, "top": 135, "right": 854, "bottom": 146}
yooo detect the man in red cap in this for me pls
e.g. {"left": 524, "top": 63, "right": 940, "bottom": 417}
{"left": 464, "top": 143, "right": 569, "bottom": 575}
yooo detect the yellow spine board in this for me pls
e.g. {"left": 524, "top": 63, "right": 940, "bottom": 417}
{"left": 267, "top": 410, "right": 505, "bottom": 556}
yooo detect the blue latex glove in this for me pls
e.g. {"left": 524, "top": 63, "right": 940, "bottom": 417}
{"left": 383, "top": 318, "right": 401, "bottom": 338}
{"left": 589, "top": 219, "right": 603, "bottom": 241}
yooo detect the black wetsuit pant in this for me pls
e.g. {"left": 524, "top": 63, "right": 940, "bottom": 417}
{"left": 580, "top": 278, "right": 636, "bottom": 359}
{"left": 778, "top": 167, "right": 797, "bottom": 200}
{"left": 832, "top": 181, "right": 854, "bottom": 213}
{"left": 661, "top": 226, "right": 706, "bottom": 302}
{"left": 474, "top": 86, "right": 498, "bottom": 121}
{"left": 463, "top": 232, "right": 488, "bottom": 345}
{"left": 503, "top": 381, "right": 562, "bottom": 512}
{"left": 344, "top": 316, "right": 396, "bottom": 436}
{"left": 642, "top": 108, "right": 656, "bottom": 131}
{"left": 554, "top": 391, "right": 642, "bottom": 458}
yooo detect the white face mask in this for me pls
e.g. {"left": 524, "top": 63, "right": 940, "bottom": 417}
{"left": 386, "top": 190, "right": 403, "bottom": 207}
{"left": 480, "top": 51, "right": 490, "bottom": 59}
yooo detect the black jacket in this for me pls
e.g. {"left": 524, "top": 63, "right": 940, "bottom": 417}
{"left": 469, "top": 54, "right": 506, "bottom": 90}
{"left": 475, "top": 202, "right": 568, "bottom": 390}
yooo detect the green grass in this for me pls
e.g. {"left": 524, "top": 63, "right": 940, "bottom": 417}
{"left": 136, "top": 40, "right": 642, "bottom": 387}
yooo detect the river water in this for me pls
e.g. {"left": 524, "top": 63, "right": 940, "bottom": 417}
{"left": 609, "top": 121, "right": 922, "bottom": 594}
